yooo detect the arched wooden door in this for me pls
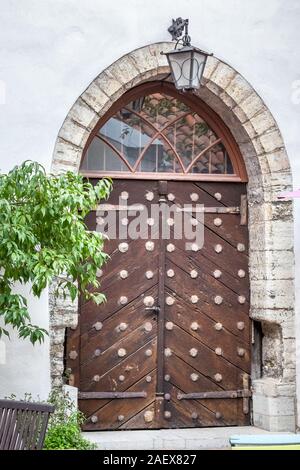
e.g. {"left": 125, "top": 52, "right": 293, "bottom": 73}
{"left": 66, "top": 83, "right": 251, "bottom": 430}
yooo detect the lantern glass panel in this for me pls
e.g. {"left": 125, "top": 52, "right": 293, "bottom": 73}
{"left": 168, "top": 48, "right": 207, "bottom": 90}
{"left": 192, "top": 50, "right": 207, "bottom": 89}
{"left": 168, "top": 50, "right": 192, "bottom": 90}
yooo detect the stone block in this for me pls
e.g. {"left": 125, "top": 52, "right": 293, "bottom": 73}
{"left": 243, "top": 120, "right": 257, "bottom": 139}
{"left": 261, "top": 173, "right": 293, "bottom": 201}
{"left": 129, "top": 46, "right": 159, "bottom": 75}
{"left": 97, "top": 70, "right": 123, "bottom": 98}
{"left": 253, "top": 412, "right": 296, "bottom": 432}
{"left": 50, "top": 328, "right": 65, "bottom": 345}
{"left": 51, "top": 160, "right": 78, "bottom": 175}
{"left": 202, "top": 56, "right": 219, "bottom": 80}
{"left": 51, "top": 312, "right": 78, "bottom": 328}
{"left": 67, "top": 98, "right": 98, "bottom": 130}
{"left": 81, "top": 80, "right": 111, "bottom": 114}
{"left": 252, "top": 378, "right": 296, "bottom": 431}
{"left": 252, "top": 378, "right": 279, "bottom": 397}
{"left": 206, "top": 80, "right": 222, "bottom": 97}
{"left": 251, "top": 308, "right": 293, "bottom": 324}
{"left": 151, "top": 42, "right": 172, "bottom": 68}
{"left": 283, "top": 339, "right": 296, "bottom": 366}
{"left": 51, "top": 357, "right": 64, "bottom": 375}
{"left": 210, "top": 62, "right": 237, "bottom": 90}
{"left": 225, "top": 74, "right": 253, "bottom": 105}
{"left": 249, "top": 220, "right": 293, "bottom": 251}
{"left": 52, "top": 138, "right": 83, "bottom": 167}
{"left": 282, "top": 320, "right": 296, "bottom": 339}
{"left": 259, "top": 130, "right": 284, "bottom": 153}
{"left": 277, "top": 383, "right": 296, "bottom": 396}
{"left": 253, "top": 394, "right": 295, "bottom": 417}
{"left": 49, "top": 288, "right": 78, "bottom": 311}
{"left": 237, "top": 141, "right": 257, "bottom": 162}
{"left": 251, "top": 279, "right": 294, "bottom": 310}
{"left": 251, "top": 136, "right": 265, "bottom": 156}
{"left": 58, "top": 117, "right": 89, "bottom": 148}
{"left": 249, "top": 201, "right": 293, "bottom": 223}
{"left": 282, "top": 366, "right": 296, "bottom": 382}
{"left": 232, "top": 104, "right": 248, "bottom": 124}
{"left": 219, "top": 90, "right": 236, "bottom": 109}
{"left": 249, "top": 250, "right": 294, "bottom": 280}
{"left": 238, "top": 92, "right": 266, "bottom": 120}
{"left": 265, "top": 149, "right": 291, "bottom": 174}
{"left": 250, "top": 110, "right": 277, "bottom": 136}
{"left": 50, "top": 344, "right": 64, "bottom": 358}
{"left": 107, "top": 55, "right": 140, "bottom": 90}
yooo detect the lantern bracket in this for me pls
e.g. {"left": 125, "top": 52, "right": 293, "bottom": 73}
{"left": 168, "top": 18, "right": 191, "bottom": 47}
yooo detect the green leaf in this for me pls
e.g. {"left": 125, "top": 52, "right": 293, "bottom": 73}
{"left": 0, "top": 161, "right": 111, "bottom": 344}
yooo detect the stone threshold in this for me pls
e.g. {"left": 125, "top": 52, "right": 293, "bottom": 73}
{"left": 82, "top": 426, "right": 289, "bottom": 450}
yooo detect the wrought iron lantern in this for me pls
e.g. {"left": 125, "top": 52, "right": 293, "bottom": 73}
{"left": 163, "top": 18, "right": 212, "bottom": 91}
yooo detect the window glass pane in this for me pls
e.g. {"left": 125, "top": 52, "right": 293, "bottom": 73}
{"left": 163, "top": 113, "right": 218, "bottom": 170}
{"left": 140, "top": 137, "right": 180, "bottom": 173}
{"left": 81, "top": 137, "right": 125, "bottom": 172}
{"left": 99, "top": 111, "right": 154, "bottom": 168}
{"left": 188, "top": 142, "right": 234, "bottom": 174}
{"left": 139, "top": 93, "right": 189, "bottom": 129}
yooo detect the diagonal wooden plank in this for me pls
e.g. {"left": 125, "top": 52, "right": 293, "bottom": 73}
{"left": 165, "top": 294, "right": 250, "bottom": 371}
{"left": 164, "top": 381, "right": 224, "bottom": 427}
{"left": 165, "top": 354, "right": 247, "bottom": 426}
{"left": 165, "top": 278, "right": 249, "bottom": 339}
{"left": 82, "top": 369, "right": 157, "bottom": 431}
{"left": 166, "top": 252, "right": 249, "bottom": 308}
{"left": 167, "top": 181, "right": 226, "bottom": 207}
{"left": 80, "top": 321, "right": 157, "bottom": 381}
{"left": 194, "top": 182, "right": 247, "bottom": 207}
{"left": 95, "top": 249, "right": 159, "bottom": 292}
{"left": 166, "top": 242, "right": 249, "bottom": 297}
{"left": 81, "top": 263, "right": 159, "bottom": 330}
{"left": 80, "top": 284, "right": 158, "bottom": 359}
{"left": 80, "top": 343, "right": 157, "bottom": 416}
{"left": 167, "top": 219, "right": 248, "bottom": 279}
{"left": 119, "top": 401, "right": 157, "bottom": 429}
{"left": 81, "top": 338, "right": 157, "bottom": 393}
{"left": 167, "top": 181, "right": 247, "bottom": 247}
{"left": 166, "top": 323, "right": 243, "bottom": 390}
{"left": 165, "top": 345, "right": 224, "bottom": 392}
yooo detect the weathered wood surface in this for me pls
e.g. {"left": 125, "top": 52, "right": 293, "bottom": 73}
{"left": 66, "top": 180, "right": 250, "bottom": 429}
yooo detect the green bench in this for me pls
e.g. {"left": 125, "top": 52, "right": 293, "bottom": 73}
{"left": 230, "top": 434, "right": 300, "bottom": 450}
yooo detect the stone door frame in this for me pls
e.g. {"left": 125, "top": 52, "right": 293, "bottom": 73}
{"left": 49, "top": 42, "right": 296, "bottom": 432}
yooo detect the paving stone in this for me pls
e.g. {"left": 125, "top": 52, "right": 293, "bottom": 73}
{"left": 83, "top": 427, "right": 288, "bottom": 450}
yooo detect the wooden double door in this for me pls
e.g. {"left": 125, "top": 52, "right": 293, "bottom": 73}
{"left": 66, "top": 179, "right": 251, "bottom": 430}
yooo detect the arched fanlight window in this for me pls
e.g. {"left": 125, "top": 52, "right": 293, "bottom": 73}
{"left": 81, "top": 83, "right": 247, "bottom": 181}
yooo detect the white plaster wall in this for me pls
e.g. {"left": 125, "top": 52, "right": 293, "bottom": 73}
{"left": 0, "top": 0, "right": 299, "bottom": 420}
{"left": 0, "top": 284, "right": 50, "bottom": 400}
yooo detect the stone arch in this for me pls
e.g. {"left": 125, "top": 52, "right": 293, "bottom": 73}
{"left": 50, "top": 42, "right": 296, "bottom": 431}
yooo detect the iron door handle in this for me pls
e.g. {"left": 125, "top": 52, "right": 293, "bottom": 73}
{"left": 145, "top": 306, "right": 160, "bottom": 313}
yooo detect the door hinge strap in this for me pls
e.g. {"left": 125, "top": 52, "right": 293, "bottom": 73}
{"left": 177, "top": 390, "right": 252, "bottom": 400}
{"left": 176, "top": 206, "right": 240, "bottom": 214}
{"left": 78, "top": 391, "right": 147, "bottom": 400}
{"left": 240, "top": 194, "right": 248, "bottom": 226}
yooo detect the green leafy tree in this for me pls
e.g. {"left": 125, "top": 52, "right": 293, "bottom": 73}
{"left": 0, "top": 161, "right": 111, "bottom": 344}
{"left": 44, "top": 391, "right": 96, "bottom": 450}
